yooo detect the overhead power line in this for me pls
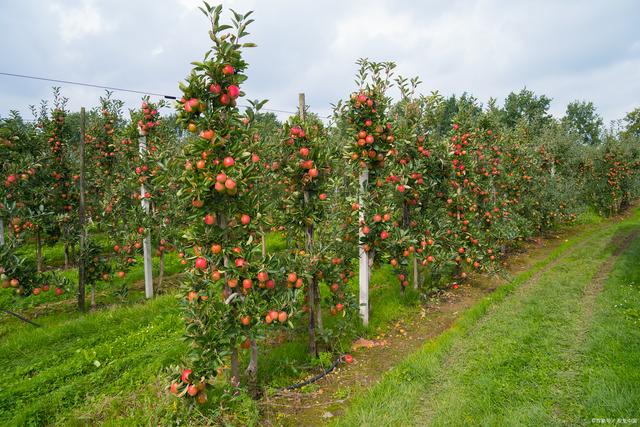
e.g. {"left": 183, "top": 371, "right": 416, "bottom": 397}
{"left": 0, "top": 71, "right": 177, "bottom": 99}
{"left": 0, "top": 71, "right": 330, "bottom": 118}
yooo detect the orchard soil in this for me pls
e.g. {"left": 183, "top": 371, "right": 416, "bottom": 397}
{"left": 259, "top": 208, "right": 637, "bottom": 426}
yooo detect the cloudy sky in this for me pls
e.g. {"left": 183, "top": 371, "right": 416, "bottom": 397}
{"left": 1, "top": 0, "right": 638, "bottom": 124}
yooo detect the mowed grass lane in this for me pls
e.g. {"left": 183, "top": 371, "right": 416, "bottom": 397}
{"left": 336, "top": 208, "right": 640, "bottom": 426}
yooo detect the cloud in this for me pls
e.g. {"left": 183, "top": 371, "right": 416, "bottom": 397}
{"left": 0, "top": 0, "right": 638, "bottom": 124}
{"left": 50, "top": 0, "right": 107, "bottom": 44}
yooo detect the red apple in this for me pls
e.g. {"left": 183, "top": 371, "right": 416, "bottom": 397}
{"left": 227, "top": 85, "right": 240, "bottom": 98}
{"left": 187, "top": 384, "right": 198, "bottom": 396}
{"left": 195, "top": 257, "right": 208, "bottom": 270}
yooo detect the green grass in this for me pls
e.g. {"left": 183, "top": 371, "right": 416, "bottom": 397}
{"left": 0, "top": 296, "right": 186, "bottom": 426}
{"left": 335, "top": 208, "right": 640, "bottom": 426}
{"left": 16, "top": 233, "right": 112, "bottom": 268}
{"left": 0, "top": 228, "right": 421, "bottom": 425}
{"left": 0, "top": 250, "right": 183, "bottom": 317}
{"left": 3, "top": 213, "right": 637, "bottom": 425}
{"left": 576, "top": 226, "right": 640, "bottom": 420}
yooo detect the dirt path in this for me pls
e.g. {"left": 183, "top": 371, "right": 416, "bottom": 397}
{"left": 259, "top": 221, "right": 609, "bottom": 426}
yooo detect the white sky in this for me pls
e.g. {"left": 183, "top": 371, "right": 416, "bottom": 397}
{"left": 1, "top": 0, "right": 638, "bottom": 124}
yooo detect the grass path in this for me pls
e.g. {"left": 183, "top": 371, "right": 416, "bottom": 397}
{"left": 335, "top": 208, "right": 640, "bottom": 426}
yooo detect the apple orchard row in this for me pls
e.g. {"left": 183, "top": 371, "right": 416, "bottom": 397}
{"left": 1, "top": 3, "right": 639, "bottom": 405}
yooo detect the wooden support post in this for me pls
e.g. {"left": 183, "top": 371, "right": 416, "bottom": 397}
{"left": 78, "top": 107, "right": 87, "bottom": 312}
{"left": 138, "top": 129, "right": 153, "bottom": 299}
{"left": 300, "top": 93, "right": 319, "bottom": 356}
{"left": 0, "top": 218, "right": 4, "bottom": 246}
{"left": 358, "top": 168, "right": 369, "bottom": 326}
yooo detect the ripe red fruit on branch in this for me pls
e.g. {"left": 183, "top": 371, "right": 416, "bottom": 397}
{"left": 204, "top": 214, "right": 215, "bottom": 225}
{"left": 277, "top": 311, "right": 288, "bottom": 323}
{"left": 195, "top": 257, "right": 208, "bottom": 269}
{"left": 225, "top": 178, "right": 237, "bottom": 191}
{"left": 344, "top": 354, "right": 353, "bottom": 364}
{"left": 187, "top": 384, "right": 198, "bottom": 396}
{"left": 227, "top": 85, "right": 240, "bottom": 98}
{"left": 211, "top": 244, "right": 222, "bottom": 254}
{"left": 299, "top": 147, "right": 310, "bottom": 157}
{"left": 223, "top": 157, "right": 235, "bottom": 168}
{"left": 397, "top": 185, "right": 405, "bottom": 193}
{"left": 200, "top": 129, "right": 215, "bottom": 140}
{"left": 222, "top": 64, "right": 235, "bottom": 75}
{"left": 287, "top": 272, "right": 297, "bottom": 283}
{"left": 241, "top": 214, "right": 251, "bottom": 225}
{"left": 209, "top": 83, "right": 221, "bottom": 94}
{"left": 257, "top": 271, "right": 268, "bottom": 282}
{"left": 319, "top": 193, "right": 327, "bottom": 200}
{"left": 170, "top": 382, "right": 179, "bottom": 394}
{"left": 243, "top": 278, "right": 253, "bottom": 289}
{"left": 181, "top": 369, "right": 192, "bottom": 382}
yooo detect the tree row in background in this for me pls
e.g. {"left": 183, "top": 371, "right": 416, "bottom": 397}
{"left": 1, "top": 1, "right": 640, "bottom": 409}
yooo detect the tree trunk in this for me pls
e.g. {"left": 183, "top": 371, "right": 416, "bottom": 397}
{"left": 401, "top": 200, "right": 410, "bottom": 294}
{"left": 5, "top": 218, "right": 13, "bottom": 241}
{"left": 0, "top": 218, "right": 4, "bottom": 246}
{"left": 78, "top": 107, "right": 87, "bottom": 312}
{"left": 64, "top": 241, "right": 69, "bottom": 270}
{"left": 413, "top": 256, "right": 419, "bottom": 290}
{"left": 246, "top": 338, "right": 259, "bottom": 397}
{"left": 230, "top": 348, "right": 240, "bottom": 387}
{"left": 70, "top": 244, "right": 76, "bottom": 267}
{"left": 219, "top": 213, "right": 240, "bottom": 387}
{"left": 35, "top": 229, "right": 43, "bottom": 272}
{"left": 303, "top": 189, "right": 318, "bottom": 356}
{"left": 157, "top": 250, "right": 165, "bottom": 291}
{"left": 261, "top": 226, "right": 266, "bottom": 257}
{"left": 314, "top": 280, "right": 323, "bottom": 334}
{"left": 308, "top": 275, "right": 318, "bottom": 357}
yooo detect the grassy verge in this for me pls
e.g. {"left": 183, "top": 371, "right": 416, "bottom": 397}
{"left": 0, "top": 213, "right": 627, "bottom": 425}
{"left": 334, "top": 208, "right": 640, "bottom": 426}
{"left": 574, "top": 224, "right": 640, "bottom": 420}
